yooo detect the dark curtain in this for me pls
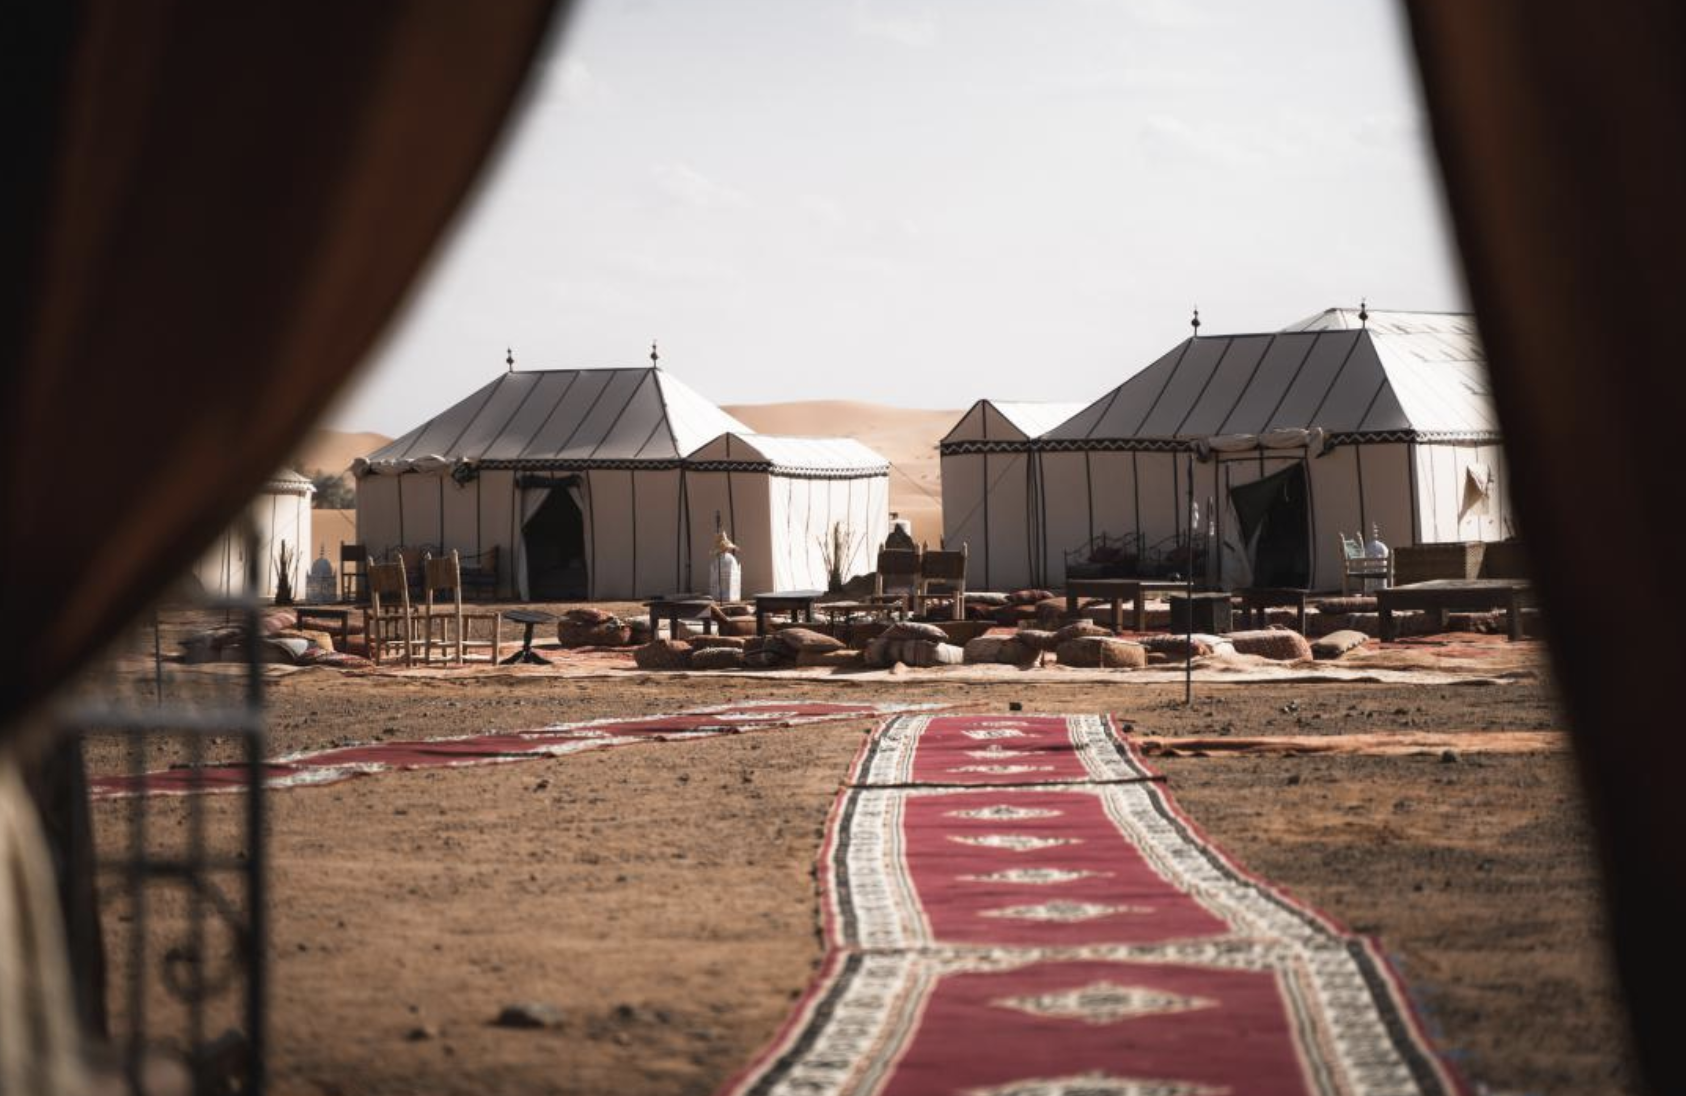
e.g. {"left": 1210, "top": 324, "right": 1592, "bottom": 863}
{"left": 1227, "top": 463, "right": 1310, "bottom": 588}
{"left": 1403, "top": 2, "right": 1686, "bottom": 1089}
{"left": 0, "top": 1, "right": 564, "bottom": 743}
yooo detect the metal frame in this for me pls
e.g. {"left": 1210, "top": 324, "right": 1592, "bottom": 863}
{"left": 61, "top": 529, "right": 269, "bottom": 1095}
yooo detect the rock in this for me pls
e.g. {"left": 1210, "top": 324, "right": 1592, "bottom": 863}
{"left": 1227, "top": 629, "right": 1315, "bottom": 661}
{"left": 405, "top": 1024, "right": 439, "bottom": 1041}
{"left": 882, "top": 620, "right": 949, "bottom": 644}
{"left": 796, "top": 648, "right": 860, "bottom": 668}
{"left": 689, "top": 647, "right": 746, "bottom": 671}
{"left": 1053, "top": 620, "right": 1111, "bottom": 645}
{"left": 1311, "top": 630, "right": 1369, "bottom": 660}
{"left": 632, "top": 640, "right": 692, "bottom": 670}
{"left": 1056, "top": 636, "right": 1147, "bottom": 669}
{"left": 495, "top": 1003, "right": 565, "bottom": 1029}
{"left": 771, "top": 627, "right": 846, "bottom": 654}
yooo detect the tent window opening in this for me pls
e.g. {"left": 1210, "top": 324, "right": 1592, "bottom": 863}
{"left": 524, "top": 483, "right": 588, "bottom": 599}
{"left": 1228, "top": 462, "right": 1312, "bottom": 589}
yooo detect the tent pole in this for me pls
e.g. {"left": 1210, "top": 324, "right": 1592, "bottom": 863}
{"left": 1185, "top": 448, "right": 1195, "bottom": 707}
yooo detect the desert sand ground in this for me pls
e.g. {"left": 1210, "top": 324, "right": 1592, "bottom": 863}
{"left": 82, "top": 641, "right": 1636, "bottom": 1096}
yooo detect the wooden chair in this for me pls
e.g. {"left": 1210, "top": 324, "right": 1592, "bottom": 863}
{"left": 365, "top": 559, "right": 416, "bottom": 665}
{"left": 914, "top": 542, "right": 968, "bottom": 621}
{"left": 873, "top": 545, "right": 922, "bottom": 615}
{"left": 1340, "top": 531, "right": 1393, "bottom": 594}
{"left": 419, "top": 550, "right": 504, "bottom": 664}
{"left": 339, "top": 542, "right": 369, "bottom": 603}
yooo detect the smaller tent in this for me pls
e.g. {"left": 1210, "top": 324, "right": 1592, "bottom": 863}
{"left": 940, "top": 400, "right": 1085, "bottom": 590}
{"left": 684, "top": 433, "right": 890, "bottom": 594}
{"left": 192, "top": 470, "right": 314, "bottom": 600}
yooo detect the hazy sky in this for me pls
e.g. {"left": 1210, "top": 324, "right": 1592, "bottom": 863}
{"left": 331, "top": 0, "right": 1465, "bottom": 437}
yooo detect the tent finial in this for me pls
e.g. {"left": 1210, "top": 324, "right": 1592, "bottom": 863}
{"left": 650, "top": 339, "right": 659, "bottom": 366}
{"left": 1190, "top": 306, "right": 1201, "bottom": 336}
{"left": 1358, "top": 298, "right": 1369, "bottom": 326}
{"left": 506, "top": 346, "right": 514, "bottom": 371}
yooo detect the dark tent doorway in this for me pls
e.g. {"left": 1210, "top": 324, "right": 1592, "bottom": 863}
{"left": 1228, "top": 462, "right": 1311, "bottom": 589}
{"left": 524, "top": 485, "right": 588, "bottom": 599}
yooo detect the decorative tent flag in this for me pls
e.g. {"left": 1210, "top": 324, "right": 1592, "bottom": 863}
{"left": 723, "top": 712, "right": 1467, "bottom": 1096}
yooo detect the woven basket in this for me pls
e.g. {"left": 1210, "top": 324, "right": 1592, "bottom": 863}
{"left": 1478, "top": 540, "right": 1530, "bottom": 579}
{"left": 1394, "top": 542, "right": 1486, "bottom": 585}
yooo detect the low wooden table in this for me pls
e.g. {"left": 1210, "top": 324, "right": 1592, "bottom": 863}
{"left": 1237, "top": 588, "right": 1309, "bottom": 633}
{"left": 1376, "top": 579, "right": 1532, "bottom": 641}
{"left": 646, "top": 595, "right": 717, "bottom": 640}
{"left": 754, "top": 590, "right": 825, "bottom": 635}
{"left": 1065, "top": 578, "right": 1192, "bottom": 632}
{"left": 500, "top": 608, "right": 557, "bottom": 665}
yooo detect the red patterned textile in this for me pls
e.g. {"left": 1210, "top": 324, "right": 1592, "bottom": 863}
{"left": 726, "top": 713, "right": 1466, "bottom": 1096}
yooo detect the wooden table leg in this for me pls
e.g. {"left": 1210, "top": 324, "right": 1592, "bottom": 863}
{"left": 1295, "top": 597, "right": 1307, "bottom": 634}
{"left": 1066, "top": 591, "right": 1080, "bottom": 621}
{"left": 1132, "top": 584, "right": 1146, "bottom": 632}
{"left": 1507, "top": 589, "right": 1523, "bottom": 641}
{"left": 1379, "top": 600, "right": 1396, "bottom": 641}
{"left": 649, "top": 607, "right": 661, "bottom": 640}
{"left": 755, "top": 606, "right": 767, "bottom": 635}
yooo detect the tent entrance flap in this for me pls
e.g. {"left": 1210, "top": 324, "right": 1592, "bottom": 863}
{"left": 1228, "top": 462, "right": 1311, "bottom": 588}
{"left": 523, "top": 478, "right": 588, "bottom": 600}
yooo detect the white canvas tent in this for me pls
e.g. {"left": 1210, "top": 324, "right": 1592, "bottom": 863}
{"left": 192, "top": 469, "right": 314, "bottom": 600}
{"left": 939, "top": 400, "right": 1084, "bottom": 590}
{"left": 354, "top": 365, "right": 889, "bottom": 599}
{"left": 942, "top": 310, "right": 1511, "bottom": 591}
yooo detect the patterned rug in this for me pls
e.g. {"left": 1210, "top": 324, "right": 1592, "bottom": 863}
{"left": 90, "top": 701, "right": 938, "bottom": 800}
{"left": 723, "top": 712, "right": 1466, "bottom": 1096}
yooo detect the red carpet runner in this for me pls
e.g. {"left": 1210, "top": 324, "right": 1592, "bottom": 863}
{"left": 91, "top": 701, "right": 936, "bottom": 799}
{"left": 722, "top": 712, "right": 1465, "bottom": 1096}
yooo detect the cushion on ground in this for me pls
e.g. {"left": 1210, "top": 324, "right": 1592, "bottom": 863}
{"left": 260, "top": 609, "right": 299, "bottom": 635}
{"left": 1008, "top": 588, "right": 1055, "bottom": 605}
{"left": 992, "top": 605, "right": 1039, "bottom": 626}
{"left": 557, "top": 618, "right": 632, "bottom": 647}
{"left": 1015, "top": 629, "right": 1058, "bottom": 652}
{"left": 688, "top": 634, "right": 747, "bottom": 650}
{"left": 1053, "top": 620, "right": 1112, "bottom": 645}
{"left": 633, "top": 640, "right": 692, "bottom": 670}
{"left": 964, "top": 592, "right": 1009, "bottom": 607}
{"left": 1139, "top": 633, "right": 1222, "bottom": 660}
{"left": 772, "top": 627, "right": 847, "bottom": 653}
{"left": 562, "top": 607, "right": 618, "bottom": 625}
{"left": 963, "top": 636, "right": 1017, "bottom": 664}
{"left": 883, "top": 620, "right": 949, "bottom": 643}
{"left": 1311, "top": 630, "right": 1369, "bottom": 659}
{"left": 900, "top": 640, "right": 965, "bottom": 667}
{"left": 1056, "top": 636, "right": 1147, "bottom": 669}
{"left": 689, "top": 647, "right": 746, "bottom": 671}
{"left": 1227, "top": 629, "right": 1315, "bottom": 661}
{"left": 1312, "top": 596, "right": 1378, "bottom": 614}
{"left": 295, "top": 628, "right": 335, "bottom": 652}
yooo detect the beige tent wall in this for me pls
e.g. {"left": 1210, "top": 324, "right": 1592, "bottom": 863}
{"left": 1415, "top": 442, "right": 1513, "bottom": 544}
{"left": 940, "top": 451, "right": 988, "bottom": 559}
{"left": 397, "top": 474, "right": 442, "bottom": 550}
{"left": 980, "top": 453, "right": 1034, "bottom": 592}
{"left": 631, "top": 468, "right": 684, "bottom": 597}
{"left": 440, "top": 475, "right": 481, "bottom": 560}
{"left": 192, "top": 485, "right": 312, "bottom": 600}
{"left": 1039, "top": 451, "right": 1091, "bottom": 588}
{"left": 766, "top": 474, "right": 888, "bottom": 591}
{"left": 354, "top": 474, "right": 402, "bottom": 558}
{"left": 476, "top": 470, "right": 516, "bottom": 597}
{"left": 581, "top": 470, "right": 633, "bottom": 599}
{"left": 683, "top": 469, "right": 782, "bottom": 595}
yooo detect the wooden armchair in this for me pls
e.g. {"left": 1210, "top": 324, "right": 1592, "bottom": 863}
{"left": 365, "top": 559, "right": 416, "bottom": 665}
{"left": 419, "top": 550, "right": 504, "bottom": 664}
{"left": 1340, "top": 532, "right": 1393, "bottom": 594}
{"left": 872, "top": 545, "right": 922, "bottom": 615}
{"left": 339, "top": 542, "right": 369, "bottom": 603}
{"left": 914, "top": 542, "right": 968, "bottom": 621}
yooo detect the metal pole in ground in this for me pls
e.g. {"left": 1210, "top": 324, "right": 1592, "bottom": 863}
{"left": 1185, "top": 448, "right": 1195, "bottom": 706}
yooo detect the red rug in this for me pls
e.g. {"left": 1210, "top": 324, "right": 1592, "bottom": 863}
{"left": 724, "top": 712, "right": 1466, "bottom": 1096}
{"left": 90, "top": 702, "right": 935, "bottom": 800}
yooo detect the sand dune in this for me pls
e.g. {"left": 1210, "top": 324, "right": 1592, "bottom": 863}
{"left": 725, "top": 401, "right": 958, "bottom": 545}
{"left": 293, "top": 429, "right": 392, "bottom": 477}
